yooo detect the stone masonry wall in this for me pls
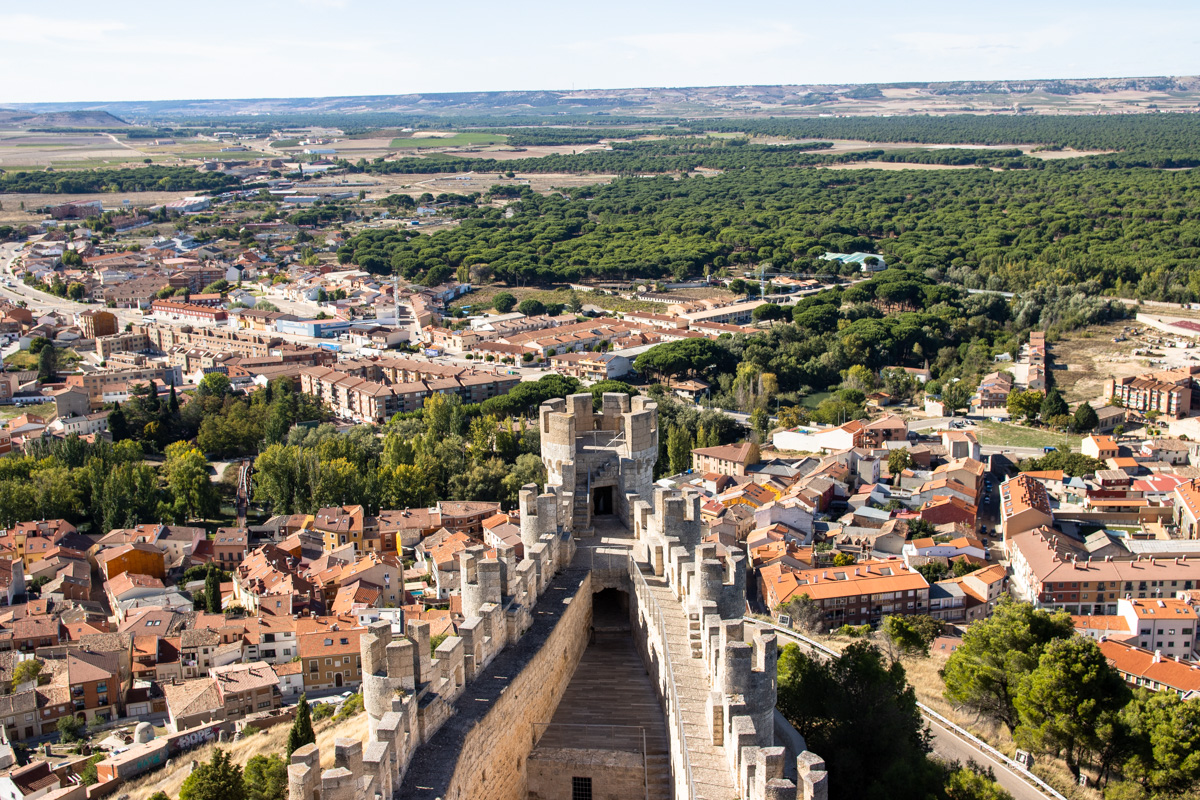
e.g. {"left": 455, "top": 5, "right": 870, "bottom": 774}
{"left": 397, "top": 569, "right": 594, "bottom": 800}
{"left": 439, "top": 571, "right": 593, "bottom": 800}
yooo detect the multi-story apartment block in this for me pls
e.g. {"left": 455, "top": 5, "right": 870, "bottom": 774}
{"left": 999, "top": 473, "right": 1055, "bottom": 541}
{"left": 1008, "top": 526, "right": 1200, "bottom": 615}
{"left": 1104, "top": 366, "right": 1200, "bottom": 419}
{"left": 299, "top": 361, "right": 519, "bottom": 425}
{"left": 759, "top": 559, "right": 930, "bottom": 626}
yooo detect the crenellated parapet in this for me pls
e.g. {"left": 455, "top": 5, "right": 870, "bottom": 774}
{"left": 539, "top": 392, "right": 658, "bottom": 531}
{"left": 629, "top": 480, "right": 829, "bottom": 800}
{"left": 291, "top": 480, "right": 577, "bottom": 800}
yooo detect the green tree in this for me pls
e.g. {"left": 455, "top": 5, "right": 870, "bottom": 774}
{"left": 887, "top": 448, "right": 914, "bottom": 480}
{"left": 944, "top": 765, "right": 1013, "bottom": 800}
{"left": 566, "top": 289, "right": 583, "bottom": 314}
{"left": 942, "top": 598, "right": 1074, "bottom": 731}
{"left": 198, "top": 372, "right": 232, "bottom": 398}
{"left": 501, "top": 452, "right": 547, "bottom": 502}
{"left": 205, "top": 564, "right": 221, "bottom": 613}
{"left": 162, "top": 441, "right": 219, "bottom": 522}
{"left": 287, "top": 694, "right": 317, "bottom": 757}
{"left": 57, "top": 715, "right": 84, "bottom": 743}
{"left": 179, "top": 750, "right": 245, "bottom": 800}
{"left": 882, "top": 615, "right": 942, "bottom": 656}
{"left": 11, "top": 658, "right": 41, "bottom": 686}
{"left": 667, "top": 424, "right": 696, "bottom": 474}
{"left": 1120, "top": 688, "right": 1200, "bottom": 798}
{"left": 37, "top": 344, "right": 58, "bottom": 383}
{"left": 79, "top": 753, "right": 105, "bottom": 786}
{"left": 832, "top": 552, "right": 856, "bottom": 567}
{"left": 777, "top": 641, "right": 938, "bottom": 800}
{"left": 1014, "top": 635, "right": 1129, "bottom": 778}
{"left": 941, "top": 380, "right": 974, "bottom": 416}
{"left": 915, "top": 561, "right": 949, "bottom": 583}
{"left": 1040, "top": 387, "right": 1068, "bottom": 421}
{"left": 781, "top": 593, "right": 825, "bottom": 633}
{"left": 1073, "top": 402, "right": 1099, "bottom": 433}
{"left": 492, "top": 291, "right": 517, "bottom": 313}
{"left": 1006, "top": 389, "right": 1044, "bottom": 422}
{"left": 244, "top": 754, "right": 288, "bottom": 800}
{"left": 27, "top": 336, "right": 50, "bottom": 355}
{"left": 517, "top": 298, "right": 545, "bottom": 317}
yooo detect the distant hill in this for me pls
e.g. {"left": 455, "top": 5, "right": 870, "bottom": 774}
{"left": 6, "top": 77, "right": 1200, "bottom": 122}
{"left": 0, "top": 109, "right": 129, "bottom": 128}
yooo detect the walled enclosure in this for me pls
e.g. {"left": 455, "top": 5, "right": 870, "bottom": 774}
{"left": 288, "top": 393, "right": 826, "bottom": 800}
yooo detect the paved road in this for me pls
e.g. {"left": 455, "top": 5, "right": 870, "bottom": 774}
{"left": 926, "top": 716, "right": 1051, "bottom": 800}
{"left": 760, "top": 624, "right": 1060, "bottom": 800}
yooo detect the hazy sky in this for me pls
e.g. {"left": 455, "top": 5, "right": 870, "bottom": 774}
{"left": 3, "top": 0, "right": 1198, "bottom": 104}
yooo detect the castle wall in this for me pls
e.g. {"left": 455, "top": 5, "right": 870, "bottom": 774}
{"left": 437, "top": 572, "right": 593, "bottom": 800}
{"left": 527, "top": 749, "right": 645, "bottom": 800}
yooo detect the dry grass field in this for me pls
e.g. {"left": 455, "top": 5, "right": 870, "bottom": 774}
{"left": 1046, "top": 320, "right": 1190, "bottom": 406}
{"left": 121, "top": 708, "right": 369, "bottom": 800}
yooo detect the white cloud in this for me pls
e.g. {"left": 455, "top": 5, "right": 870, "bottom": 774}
{"left": 0, "top": 13, "right": 125, "bottom": 44}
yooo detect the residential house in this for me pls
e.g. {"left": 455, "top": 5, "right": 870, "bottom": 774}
{"left": 999, "top": 474, "right": 1054, "bottom": 541}
{"left": 1100, "top": 639, "right": 1200, "bottom": 697}
{"left": 96, "top": 543, "right": 166, "bottom": 582}
{"left": 691, "top": 442, "right": 761, "bottom": 477}
{"left": 299, "top": 626, "right": 363, "bottom": 692}
{"left": 1082, "top": 434, "right": 1120, "bottom": 461}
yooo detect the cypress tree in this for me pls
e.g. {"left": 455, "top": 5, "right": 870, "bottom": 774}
{"left": 204, "top": 565, "right": 221, "bottom": 613}
{"left": 287, "top": 694, "right": 316, "bottom": 757}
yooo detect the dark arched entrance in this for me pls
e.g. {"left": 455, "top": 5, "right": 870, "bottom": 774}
{"left": 592, "top": 486, "right": 613, "bottom": 516}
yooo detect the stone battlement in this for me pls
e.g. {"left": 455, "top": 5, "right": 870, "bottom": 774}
{"left": 630, "top": 483, "right": 828, "bottom": 800}
{"left": 289, "top": 394, "right": 825, "bottom": 800}
{"left": 541, "top": 393, "right": 658, "bottom": 531}
{"left": 289, "top": 489, "right": 574, "bottom": 800}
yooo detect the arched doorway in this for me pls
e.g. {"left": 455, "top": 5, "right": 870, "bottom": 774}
{"left": 334, "top": 673, "right": 343, "bottom": 688}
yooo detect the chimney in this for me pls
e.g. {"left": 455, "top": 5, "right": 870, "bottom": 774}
{"left": 1154, "top": 649, "right": 1163, "bottom": 663}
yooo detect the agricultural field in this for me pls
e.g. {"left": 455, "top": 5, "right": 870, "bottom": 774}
{"left": 390, "top": 131, "right": 509, "bottom": 149}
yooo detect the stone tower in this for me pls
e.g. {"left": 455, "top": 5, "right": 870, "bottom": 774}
{"left": 539, "top": 392, "right": 658, "bottom": 532}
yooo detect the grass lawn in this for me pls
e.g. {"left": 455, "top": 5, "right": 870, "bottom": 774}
{"left": 0, "top": 401, "right": 54, "bottom": 421}
{"left": 4, "top": 348, "right": 81, "bottom": 370}
{"left": 390, "top": 133, "right": 508, "bottom": 149}
{"left": 798, "top": 391, "right": 833, "bottom": 410}
{"left": 975, "top": 419, "right": 1082, "bottom": 451}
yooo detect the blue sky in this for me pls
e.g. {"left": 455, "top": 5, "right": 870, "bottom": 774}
{"left": 2, "top": 0, "right": 1198, "bottom": 104}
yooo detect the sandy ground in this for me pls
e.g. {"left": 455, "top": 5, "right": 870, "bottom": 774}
{"left": 0, "top": 188, "right": 203, "bottom": 225}
{"left": 1047, "top": 319, "right": 1200, "bottom": 406}
{"left": 347, "top": 171, "right": 618, "bottom": 200}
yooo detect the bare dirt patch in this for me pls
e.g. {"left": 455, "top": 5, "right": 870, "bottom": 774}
{"left": 0, "top": 188, "right": 203, "bottom": 226}
{"left": 1046, "top": 320, "right": 1176, "bottom": 406}
{"left": 349, "top": 171, "right": 615, "bottom": 201}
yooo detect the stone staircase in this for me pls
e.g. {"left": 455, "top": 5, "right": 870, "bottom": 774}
{"left": 640, "top": 569, "right": 740, "bottom": 800}
{"left": 571, "top": 490, "right": 591, "bottom": 534}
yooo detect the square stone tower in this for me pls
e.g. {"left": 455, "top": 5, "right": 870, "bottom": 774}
{"left": 539, "top": 392, "right": 658, "bottom": 532}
